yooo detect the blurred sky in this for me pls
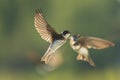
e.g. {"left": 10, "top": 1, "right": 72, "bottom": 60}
{"left": 0, "top": 0, "right": 120, "bottom": 80}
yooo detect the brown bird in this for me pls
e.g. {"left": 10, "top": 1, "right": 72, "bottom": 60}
{"left": 69, "top": 34, "right": 115, "bottom": 67}
{"left": 34, "top": 9, "right": 71, "bottom": 64}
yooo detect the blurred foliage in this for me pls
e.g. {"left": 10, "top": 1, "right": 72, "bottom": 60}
{"left": 0, "top": 0, "right": 120, "bottom": 80}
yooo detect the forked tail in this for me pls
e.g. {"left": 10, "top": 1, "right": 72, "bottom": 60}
{"left": 87, "top": 57, "right": 96, "bottom": 67}
{"left": 41, "top": 48, "right": 53, "bottom": 64}
{"left": 76, "top": 54, "right": 96, "bottom": 67}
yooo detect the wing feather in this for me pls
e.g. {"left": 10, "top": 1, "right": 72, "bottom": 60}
{"left": 34, "top": 9, "right": 59, "bottom": 43}
{"left": 79, "top": 37, "right": 115, "bottom": 49}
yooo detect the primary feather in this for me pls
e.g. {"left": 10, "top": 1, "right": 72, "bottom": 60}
{"left": 34, "top": 9, "right": 59, "bottom": 43}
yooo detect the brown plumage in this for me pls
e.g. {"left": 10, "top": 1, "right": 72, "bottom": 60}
{"left": 34, "top": 9, "right": 60, "bottom": 43}
{"left": 70, "top": 34, "right": 115, "bottom": 67}
{"left": 78, "top": 36, "right": 115, "bottom": 49}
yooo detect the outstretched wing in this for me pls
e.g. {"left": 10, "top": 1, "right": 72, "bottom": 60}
{"left": 34, "top": 9, "right": 59, "bottom": 43}
{"left": 79, "top": 37, "right": 115, "bottom": 49}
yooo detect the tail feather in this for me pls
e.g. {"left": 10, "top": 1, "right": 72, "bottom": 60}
{"left": 76, "top": 54, "right": 83, "bottom": 60}
{"left": 41, "top": 47, "right": 53, "bottom": 64}
{"left": 41, "top": 54, "right": 48, "bottom": 62}
{"left": 41, "top": 54, "right": 53, "bottom": 64}
{"left": 76, "top": 54, "right": 95, "bottom": 67}
{"left": 88, "top": 57, "right": 96, "bottom": 67}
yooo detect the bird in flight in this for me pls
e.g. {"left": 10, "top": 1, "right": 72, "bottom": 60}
{"left": 69, "top": 34, "right": 115, "bottom": 67}
{"left": 34, "top": 9, "right": 71, "bottom": 64}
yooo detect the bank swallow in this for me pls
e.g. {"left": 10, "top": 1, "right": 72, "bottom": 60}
{"left": 69, "top": 34, "right": 115, "bottom": 67}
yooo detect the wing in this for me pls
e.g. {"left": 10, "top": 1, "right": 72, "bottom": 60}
{"left": 79, "top": 37, "right": 115, "bottom": 49}
{"left": 34, "top": 9, "right": 59, "bottom": 43}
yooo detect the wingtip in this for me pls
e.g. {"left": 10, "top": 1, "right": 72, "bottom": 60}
{"left": 111, "top": 42, "right": 115, "bottom": 47}
{"left": 35, "top": 8, "right": 43, "bottom": 14}
{"left": 107, "top": 41, "right": 115, "bottom": 48}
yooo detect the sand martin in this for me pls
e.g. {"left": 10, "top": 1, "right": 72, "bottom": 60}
{"left": 34, "top": 9, "right": 71, "bottom": 64}
{"left": 69, "top": 34, "right": 115, "bottom": 67}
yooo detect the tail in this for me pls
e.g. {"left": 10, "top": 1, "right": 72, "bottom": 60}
{"left": 87, "top": 57, "right": 96, "bottom": 67}
{"left": 41, "top": 48, "right": 53, "bottom": 64}
{"left": 76, "top": 54, "right": 96, "bottom": 67}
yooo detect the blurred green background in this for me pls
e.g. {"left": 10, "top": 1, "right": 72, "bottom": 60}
{"left": 0, "top": 0, "right": 120, "bottom": 80}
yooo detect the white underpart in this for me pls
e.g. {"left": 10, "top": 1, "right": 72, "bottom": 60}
{"left": 51, "top": 40, "right": 66, "bottom": 52}
{"left": 69, "top": 37, "right": 80, "bottom": 50}
{"left": 69, "top": 37, "right": 75, "bottom": 45}
{"left": 78, "top": 47, "right": 89, "bottom": 56}
{"left": 72, "top": 44, "right": 80, "bottom": 50}
{"left": 64, "top": 33, "right": 71, "bottom": 39}
{"left": 46, "top": 40, "right": 66, "bottom": 55}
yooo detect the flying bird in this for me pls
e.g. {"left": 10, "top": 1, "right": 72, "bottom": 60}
{"left": 34, "top": 9, "right": 71, "bottom": 64}
{"left": 69, "top": 34, "right": 115, "bottom": 67}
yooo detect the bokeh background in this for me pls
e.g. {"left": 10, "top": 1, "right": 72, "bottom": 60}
{"left": 0, "top": 0, "right": 120, "bottom": 80}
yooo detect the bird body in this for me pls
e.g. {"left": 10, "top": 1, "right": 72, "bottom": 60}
{"left": 34, "top": 9, "right": 115, "bottom": 66}
{"left": 34, "top": 9, "right": 70, "bottom": 64}
{"left": 69, "top": 34, "right": 115, "bottom": 67}
{"left": 41, "top": 39, "right": 67, "bottom": 64}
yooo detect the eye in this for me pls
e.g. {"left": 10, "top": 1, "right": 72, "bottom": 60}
{"left": 73, "top": 38, "right": 77, "bottom": 41}
{"left": 73, "top": 35, "right": 78, "bottom": 41}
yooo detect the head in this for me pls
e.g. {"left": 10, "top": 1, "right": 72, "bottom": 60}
{"left": 70, "top": 34, "right": 80, "bottom": 41}
{"left": 61, "top": 30, "right": 71, "bottom": 39}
